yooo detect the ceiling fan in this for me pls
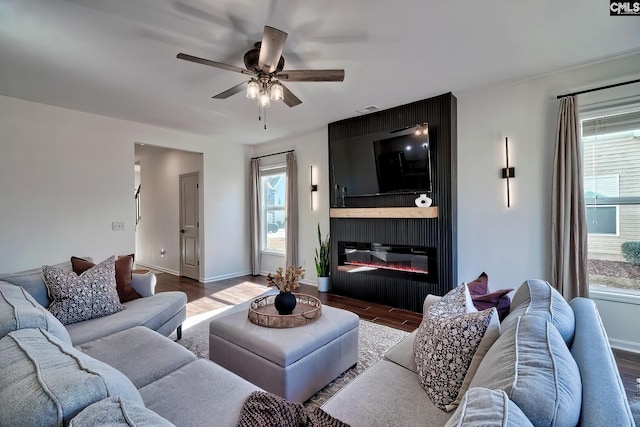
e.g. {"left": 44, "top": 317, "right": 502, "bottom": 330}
{"left": 177, "top": 26, "right": 345, "bottom": 117}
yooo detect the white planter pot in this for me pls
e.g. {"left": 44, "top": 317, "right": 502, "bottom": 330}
{"left": 317, "top": 276, "right": 330, "bottom": 293}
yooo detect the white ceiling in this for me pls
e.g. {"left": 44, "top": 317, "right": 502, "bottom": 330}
{"left": 1, "top": 0, "right": 639, "bottom": 145}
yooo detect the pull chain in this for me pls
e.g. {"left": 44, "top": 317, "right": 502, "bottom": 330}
{"left": 257, "top": 104, "right": 268, "bottom": 130}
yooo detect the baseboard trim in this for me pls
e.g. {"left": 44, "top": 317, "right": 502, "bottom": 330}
{"left": 609, "top": 337, "right": 640, "bottom": 354}
{"left": 135, "top": 262, "right": 179, "bottom": 276}
{"left": 203, "top": 270, "right": 252, "bottom": 283}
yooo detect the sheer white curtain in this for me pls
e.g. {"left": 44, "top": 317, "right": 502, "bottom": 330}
{"left": 250, "top": 158, "right": 261, "bottom": 275}
{"left": 285, "top": 152, "right": 298, "bottom": 268}
{"left": 551, "top": 96, "right": 589, "bottom": 299}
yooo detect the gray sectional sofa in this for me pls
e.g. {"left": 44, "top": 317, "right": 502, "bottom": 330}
{"left": 322, "top": 280, "right": 639, "bottom": 426}
{"left": 0, "top": 260, "right": 186, "bottom": 344}
{"left": 1, "top": 269, "right": 639, "bottom": 426}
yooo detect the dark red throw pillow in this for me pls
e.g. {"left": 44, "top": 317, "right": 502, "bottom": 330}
{"left": 472, "top": 289, "right": 512, "bottom": 321}
{"left": 466, "top": 272, "right": 489, "bottom": 296}
{"left": 71, "top": 255, "right": 142, "bottom": 303}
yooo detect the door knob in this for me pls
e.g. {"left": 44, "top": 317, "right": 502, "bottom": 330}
{"left": 180, "top": 229, "right": 185, "bottom": 234}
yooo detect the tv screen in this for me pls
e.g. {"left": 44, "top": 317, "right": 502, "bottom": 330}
{"left": 330, "top": 125, "right": 432, "bottom": 203}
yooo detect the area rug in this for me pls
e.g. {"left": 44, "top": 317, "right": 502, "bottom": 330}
{"left": 169, "top": 310, "right": 410, "bottom": 409}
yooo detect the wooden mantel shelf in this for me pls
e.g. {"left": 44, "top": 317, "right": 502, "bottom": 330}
{"left": 330, "top": 207, "right": 438, "bottom": 219}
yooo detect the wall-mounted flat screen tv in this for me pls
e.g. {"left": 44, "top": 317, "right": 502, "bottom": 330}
{"left": 330, "top": 124, "right": 432, "bottom": 203}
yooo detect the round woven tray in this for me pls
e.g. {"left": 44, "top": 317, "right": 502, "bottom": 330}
{"left": 248, "top": 293, "right": 322, "bottom": 328}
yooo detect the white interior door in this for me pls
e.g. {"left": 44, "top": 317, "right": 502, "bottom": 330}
{"left": 180, "top": 172, "right": 200, "bottom": 280}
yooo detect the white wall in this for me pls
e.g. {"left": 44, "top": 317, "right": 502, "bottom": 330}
{"left": 455, "top": 54, "right": 640, "bottom": 351}
{"left": 0, "top": 95, "right": 251, "bottom": 281}
{"left": 250, "top": 127, "right": 330, "bottom": 284}
{"left": 135, "top": 147, "right": 203, "bottom": 277}
{"left": 456, "top": 53, "right": 640, "bottom": 291}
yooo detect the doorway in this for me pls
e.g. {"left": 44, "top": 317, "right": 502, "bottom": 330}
{"left": 134, "top": 144, "right": 203, "bottom": 279}
{"left": 180, "top": 172, "right": 200, "bottom": 280}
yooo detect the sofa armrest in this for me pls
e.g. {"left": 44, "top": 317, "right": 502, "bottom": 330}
{"left": 130, "top": 272, "right": 156, "bottom": 297}
{"left": 570, "top": 297, "right": 635, "bottom": 426}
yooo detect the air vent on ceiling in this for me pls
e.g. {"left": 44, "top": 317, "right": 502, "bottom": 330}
{"left": 356, "top": 105, "right": 380, "bottom": 115}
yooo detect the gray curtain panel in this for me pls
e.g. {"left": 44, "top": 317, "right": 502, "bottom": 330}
{"left": 551, "top": 96, "right": 589, "bottom": 300}
{"left": 250, "top": 158, "right": 261, "bottom": 275}
{"left": 285, "top": 152, "right": 299, "bottom": 268}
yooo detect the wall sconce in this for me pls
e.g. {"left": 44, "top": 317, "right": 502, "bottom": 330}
{"left": 501, "top": 137, "right": 515, "bottom": 208}
{"left": 310, "top": 165, "right": 318, "bottom": 211}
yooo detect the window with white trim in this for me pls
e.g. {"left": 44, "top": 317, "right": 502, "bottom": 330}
{"left": 260, "top": 166, "right": 287, "bottom": 254}
{"left": 581, "top": 105, "right": 640, "bottom": 295}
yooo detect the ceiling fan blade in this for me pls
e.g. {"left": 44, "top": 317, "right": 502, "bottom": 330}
{"left": 177, "top": 53, "right": 255, "bottom": 76}
{"left": 276, "top": 69, "right": 344, "bottom": 82}
{"left": 281, "top": 83, "right": 302, "bottom": 107}
{"left": 258, "top": 26, "right": 287, "bottom": 73}
{"left": 212, "top": 81, "right": 248, "bottom": 99}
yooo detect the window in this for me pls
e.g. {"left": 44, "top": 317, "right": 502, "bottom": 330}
{"left": 584, "top": 174, "right": 619, "bottom": 235}
{"left": 581, "top": 106, "right": 640, "bottom": 295}
{"left": 585, "top": 205, "right": 618, "bottom": 235}
{"left": 260, "top": 167, "right": 287, "bottom": 254}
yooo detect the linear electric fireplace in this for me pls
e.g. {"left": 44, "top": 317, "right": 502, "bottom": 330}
{"left": 338, "top": 242, "right": 437, "bottom": 283}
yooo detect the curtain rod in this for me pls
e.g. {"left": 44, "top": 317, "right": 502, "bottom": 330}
{"left": 250, "top": 149, "right": 294, "bottom": 160}
{"left": 556, "top": 78, "right": 640, "bottom": 99}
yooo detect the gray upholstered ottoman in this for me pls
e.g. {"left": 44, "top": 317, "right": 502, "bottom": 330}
{"left": 209, "top": 304, "right": 359, "bottom": 402}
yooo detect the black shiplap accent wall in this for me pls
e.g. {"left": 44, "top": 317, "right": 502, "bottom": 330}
{"left": 328, "top": 93, "right": 457, "bottom": 312}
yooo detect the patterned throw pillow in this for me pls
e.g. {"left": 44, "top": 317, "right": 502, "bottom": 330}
{"left": 414, "top": 284, "right": 500, "bottom": 412}
{"left": 71, "top": 255, "right": 141, "bottom": 303}
{"left": 43, "top": 256, "right": 125, "bottom": 325}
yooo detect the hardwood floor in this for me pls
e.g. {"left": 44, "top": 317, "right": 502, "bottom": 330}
{"left": 154, "top": 272, "right": 422, "bottom": 332}
{"left": 155, "top": 273, "right": 640, "bottom": 402}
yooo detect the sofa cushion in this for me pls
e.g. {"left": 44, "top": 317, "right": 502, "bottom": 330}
{"left": 0, "top": 281, "right": 71, "bottom": 343}
{"left": 414, "top": 284, "right": 500, "bottom": 411}
{"left": 444, "top": 387, "right": 533, "bottom": 427}
{"left": 322, "top": 359, "right": 454, "bottom": 426}
{"left": 139, "top": 359, "right": 262, "bottom": 427}
{"left": 43, "top": 256, "right": 125, "bottom": 325}
{"left": 69, "top": 397, "right": 175, "bottom": 427}
{"left": 77, "top": 326, "right": 197, "bottom": 388}
{"left": 470, "top": 315, "right": 582, "bottom": 427}
{"left": 501, "top": 279, "right": 575, "bottom": 345}
{"left": 65, "top": 291, "right": 186, "bottom": 345}
{"left": 72, "top": 255, "right": 142, "bottom": 303}
{"left": 385, "top": 329, "right": 418, "bottom": 373}
{"left": 0, "top": 328, "right": 143, "bottom": 426}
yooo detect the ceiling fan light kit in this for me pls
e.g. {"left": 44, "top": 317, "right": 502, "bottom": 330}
{"left": 246, "top": 80, "right": 260, "bottom": 100}
{"left": 177, "top": 25, "right": 345, "bottom": 129}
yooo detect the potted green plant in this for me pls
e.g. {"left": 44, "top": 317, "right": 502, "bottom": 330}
{"left": 315, "top": 223, "right": 331, "bottom": 292}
